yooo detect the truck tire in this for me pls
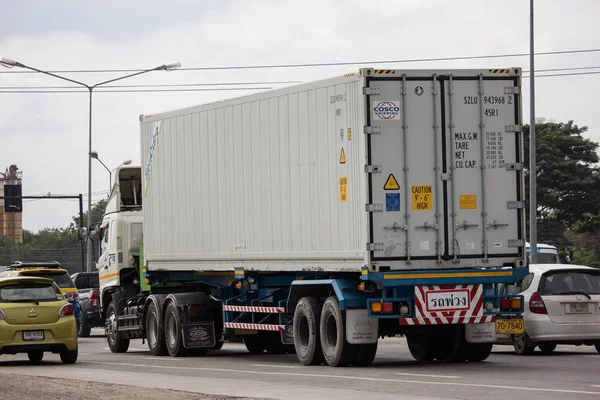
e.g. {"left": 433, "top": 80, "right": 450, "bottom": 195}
{"left": 106, "top": 301, "right": 130, "bottom": 353}
{"left": 164, "top": 302, "right": 187, "bottom": 357}
{"left": 293, "top": 296, "right": 325, "bottom": 366}
{"left": 319, "top": 296, "right": 356, "bottom": 367}
{"left": 212, "top": 340, "right": 225, "bottom": 351}
{"left": 78, "top": 315, "right": 91, "bottom": 338}
{"left": 243, "top": 335, "right": 265, "bottom": 354}
{"left": 264, "top": 331, "right": 288, "bottom": 354}
{"left": 353, "top": 343, "right": 378, "bottom": 366}
{"left": 146, "top": 302, "right": 167, "bottom": 356}
{"left": 438, "top": 326, "right": 467, "bottom": 363}
{"left": 465, "top": 342, "right": 493, "bottom": 361}
{"left": 407, "top": 334, "right": 436, "bottom": 361}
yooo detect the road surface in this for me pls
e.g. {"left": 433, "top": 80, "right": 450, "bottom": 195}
{"left": 1, "top": 329, "right": 599, "bottom": 399}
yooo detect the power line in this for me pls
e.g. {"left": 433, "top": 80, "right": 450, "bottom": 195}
{"left": 1, "top": 70, "right": 599, "bottom": 95}
{"left": 2, "top": 67, "right": 599, "bottom": 91}
{"left": 1, "top": 48, "right": 599, "bottom": 75}
{"left": 0, "top": 87, "right": 274, "bottom": 94}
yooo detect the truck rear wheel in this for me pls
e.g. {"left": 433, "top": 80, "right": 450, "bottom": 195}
{"left": 465, "top": 342, "right": 493, "bottom": 361}
{"left": 293, "top": 297, "right": 324, "bottom": 365}
{"left": 407, "top": 334, "right": 437, "bottom": 361}
{"left": 164, "top": 302, "right": 187, "bottom": 357}
{"left": 106, "top": 301, "right": 130, "bottom": 353}
{"left": 146, "top": 302, "right": 167, "bottom": 356}
{"left": 319, "top": 296, "right": 356, "bottom": 367}
{"left": 438, "top": 326, "right": 467, "bottom": 363}
{"left": 243, "top": 334, "right": 265, "bottom": 353}
{"left": 353, "top": 343, "right": 378, "bottom": 366}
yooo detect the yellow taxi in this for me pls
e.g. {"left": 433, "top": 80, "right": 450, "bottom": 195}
{"left": 0, "top": 276, "right": 78, "bottom": 363}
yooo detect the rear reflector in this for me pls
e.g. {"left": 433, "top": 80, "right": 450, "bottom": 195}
{"left": 511, "top": 298, "right": 522, "bottom": 310}
{"left": 500, "top": 298, "right": 511, "bottom": 311}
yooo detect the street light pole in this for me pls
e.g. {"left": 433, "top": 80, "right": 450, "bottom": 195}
{"left": 529, "top": 0, "right": 538, "bottom": 263}
{"left": 91, "top": 151, "right": 132, "bottom": 193}
{"left": 0, "top": 57, "right": 181, "bottom": 272}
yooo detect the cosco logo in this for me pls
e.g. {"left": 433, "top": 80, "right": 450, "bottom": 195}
{"left": 373, "top": 101, "right": 400, "bottom": 120}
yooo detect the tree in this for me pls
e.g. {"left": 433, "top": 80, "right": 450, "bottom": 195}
{"left": 71, "top": 199, "right": 108, "bottom": 229}
{"left": 523, "top": 120, "right": 600, "bottom": 226}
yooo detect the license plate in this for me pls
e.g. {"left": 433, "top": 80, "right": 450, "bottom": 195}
{"left": 23, "top": 330, "right": 44, "bottom": 341}
{"left": 495, "top": 318, "right": 524, "bottom": 334}
{"left": 425, "top": 289, "right": 470, "bottom": 312}
{"left": 566, "top": 303, "right": 590, "bottom": 314}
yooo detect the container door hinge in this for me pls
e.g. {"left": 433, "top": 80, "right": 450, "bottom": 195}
{"left": 363, "top": 87, "right": 380, "bottom": 96}
{"left": 507, "top": 201, "right": 524, "bottom": 209}
{"left": 367, "top": 243, "right": 384, "bottom": 251}
{"left": 364, "top": 126, "right": 381, "bottom": 135}
{"left": 508, "top": 239, "right": 525, "bottom": 248}
{"left": 364, "top": 165, "right": 382, "bottom": 173}
{"left": 365, "top": 204, "right": 383, "bottom": 212}
{"left": 505, "top": 124, "right": 522, "bottom": 133}
{"left": 505, "top": 163, "right": 523, "bottom": 171}
{"left": 504, "top": 86, "right": 521, "bottom": 95}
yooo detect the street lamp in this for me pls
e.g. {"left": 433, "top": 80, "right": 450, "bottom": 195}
{"left": 0, "top": 57, "right": 181, "bottom": 271}
{"left": 90, "top": 151, "right": 132, "bottom": 192}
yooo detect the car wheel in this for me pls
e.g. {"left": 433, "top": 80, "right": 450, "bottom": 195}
{"left": 538, "top": 343, "right": 557, "bottom": 354}
{"left": 60, "top": 349, "right": 78, "bottom": 364}
{"left": 512, "top": 332, "right": 535, "bottom": 355}
{"left": 164, "top": 302, "right": 187, "bottom": 357}
{"left": 78, "top": 315, "right": 91, "bottom": 338}
{"left": 27, "top": 351, "right": 44, "bottom": 362}
{"left": 106, "top": 301, "right": 130, "bottom": 353}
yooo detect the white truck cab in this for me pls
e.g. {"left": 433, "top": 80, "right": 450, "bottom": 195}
{"left": 525, "top": 242, "right": 560, "bottom": 264}
{"left": 94, "top": 166, "right": 144, "bottom": 315}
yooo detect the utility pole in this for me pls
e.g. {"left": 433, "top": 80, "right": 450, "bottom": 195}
{"left": 529, "top": 0, "right": 538, "bottom": 263}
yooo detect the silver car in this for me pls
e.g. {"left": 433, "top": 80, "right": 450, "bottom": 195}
{"left": 496, "top": 263, "right": 600, "bottom": 355}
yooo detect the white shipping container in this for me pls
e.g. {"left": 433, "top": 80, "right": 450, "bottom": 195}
{"left": 140, "top": 68, "right": 525, "bottom": 273}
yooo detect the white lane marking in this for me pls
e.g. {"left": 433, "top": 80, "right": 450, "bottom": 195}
{"left": 251, "top": 363, "right": 300, "bottom": 369}
{"left": 394, "top": 372, "right": 461, "bottom": 379}
{"left": 85, "top": 361, "right": 600, "bottom": 395}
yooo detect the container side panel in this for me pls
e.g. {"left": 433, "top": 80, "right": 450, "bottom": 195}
{"left": 288, "top": 93, "right": 302, "bottom": 253}
{"left": 200, "top": 111, "right": 211, "bottom": 252}
{"left": 269, "top": 97, "right": 283, "bottom": 252}
{"left": 233, "top": 105, "right": 245, "bottom": 253}
{"left": 278, "top": 96, "right": 292, "bottom": 252}
{"left": 191, "top": 112, "right": 201, "bottom": 252}
{"left": 316, "top": 87, "right": 332, "bottom": 251}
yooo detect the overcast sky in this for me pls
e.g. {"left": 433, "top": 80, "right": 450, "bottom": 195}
{"left": 1, "top": 0, "right": 599, "bottom": 232}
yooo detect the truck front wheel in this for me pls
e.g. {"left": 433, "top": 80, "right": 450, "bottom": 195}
{"left": 164, "top": 302, "right": 187, "bottom": 357}
{"left": 293, "top": 297, "right": 324, "bottom": 365}
{"left": 319, "top": 296, "right": 356, "bottom": 367}
{"left": 106, "top": 301, "right": 130, "bottom": 353}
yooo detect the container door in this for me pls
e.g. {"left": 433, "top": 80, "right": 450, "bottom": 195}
{"left": 445, "top": 75, "right": 523, "bottom": 262}
{"left": 366, "top": 75, "right": 446, "bottom": 263}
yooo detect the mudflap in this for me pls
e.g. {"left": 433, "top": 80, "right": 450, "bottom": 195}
{"left": 182, "top": 322, "right": 216, "bottom": 349}
{"left": 280, "top": 323, "right": 294, "bottom": 345}
{"left": 465, "top": 322, "right": 497, "bottom": 343}
{"left": 345, "top": 309, "right": 379, "bottom": 344}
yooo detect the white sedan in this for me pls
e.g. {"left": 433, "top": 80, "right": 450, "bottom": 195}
{"left": 496, "top": 263, "right": 600, "bottom": 355}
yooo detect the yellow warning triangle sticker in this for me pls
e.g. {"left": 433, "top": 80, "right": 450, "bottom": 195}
{"left": 384, "top": 174, "right": 400, "bottom": 190}
{"left": 339, "top": 148, "right": 346, "bottom": 164}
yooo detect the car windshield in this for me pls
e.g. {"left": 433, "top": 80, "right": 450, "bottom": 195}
{"left": 0, "top": 283, "right": 61, "bottom": 302}
{"left": 536, "top": 252, "right": 559, "bottom": 263}
{"left": 539, "top": 270, "right": 600, "bottom": 296}
{"left": 20, "top": 272, "right": 75, "bottom": 289}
